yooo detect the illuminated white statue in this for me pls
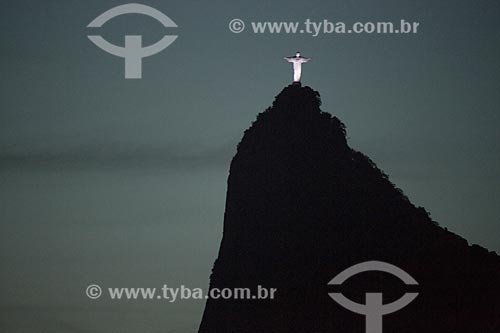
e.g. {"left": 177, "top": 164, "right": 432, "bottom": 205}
{"left": 284, "top": 51, "right": 311, "bottom": 82}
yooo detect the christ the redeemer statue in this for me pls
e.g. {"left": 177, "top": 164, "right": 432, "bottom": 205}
{"left": 284, "top": 51, "right": 311, "bottom": 82}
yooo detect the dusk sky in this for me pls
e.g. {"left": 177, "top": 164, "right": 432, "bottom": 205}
{"left": 1, "top": 0, "right": 499, "bottom": 332}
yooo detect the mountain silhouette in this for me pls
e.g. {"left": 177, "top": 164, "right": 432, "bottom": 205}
{"left": 198, "top": 83, "right": 500, "bottom": 333}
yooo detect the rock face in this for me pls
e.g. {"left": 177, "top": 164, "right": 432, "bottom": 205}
{"left": 198, "top": 84, "right": 500, "bottom": 333}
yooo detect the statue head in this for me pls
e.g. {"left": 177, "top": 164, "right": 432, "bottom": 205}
{"left": 296, "top": 51, "right": 301, "bottom": 57}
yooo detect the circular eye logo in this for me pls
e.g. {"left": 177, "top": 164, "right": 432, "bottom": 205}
{"left": 87, "top": 3, "right": 178, "bottom": 79}
{"left": 328, "top": 261, "right": 419, "bottom": 333}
